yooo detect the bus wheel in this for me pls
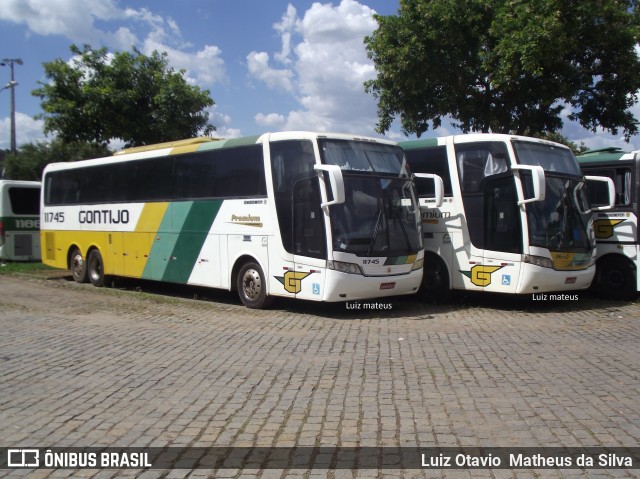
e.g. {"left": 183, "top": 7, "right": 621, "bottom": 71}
{"left": 596, "top": 257, "right": 636, "bottom": 301}
{"left": 421, "top": 255, "right": 451, "bottom": 303}
{"left": 87, "top": 249, "right": 105, "bottom": 287}
{"left": 237, "top": 261, "right": 272, "bottom": 309}
{"left": 69, "top": 247, "right": 88, "bottom": 283}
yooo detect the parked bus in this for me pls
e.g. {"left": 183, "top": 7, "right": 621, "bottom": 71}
{"left": 577, "top": 147, "right": 639, "bottom": 299}
{"left": 401, "top": 134, "right": 613, "bottom": 299}
{"left": 41, "top": 132, "right": 425, "bottom": 308}
{"left": 0, "top": 180, "right": 41, "bottom": 261}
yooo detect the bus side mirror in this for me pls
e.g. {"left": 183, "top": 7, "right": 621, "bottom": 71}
{"left": 314, "top": 164, "right": 345, "bottom": 208}
{"left": 584, "top": 175, "right": 615, "bottom": 211}
{"left": 414, "top": 173, "right": 444, "bottom": 207}
{"left": 512, "top": 165, "right": 545, "bottom": 205}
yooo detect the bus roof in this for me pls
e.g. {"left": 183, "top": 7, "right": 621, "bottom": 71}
{"left": 400, "top": 133, "right": 570, "bottom": 150}
{"left": 576, "top": 147, "right": 630, "bottom": 164}
{"left": 43, "top": 132, "right": 399, "bottom": 174}
{"left": 113, "top": 137, "right": 221, "bottom": 155}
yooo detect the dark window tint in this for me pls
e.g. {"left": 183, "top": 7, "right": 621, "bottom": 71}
{"left": 44, "top": 145, "right": 266, "bottom": 205}
{"left": 8, "top": 187, "right": 40, "bottom": 215}
{"left": 173, "top": 153, "right": 216, "bottom": 199}
{"left": 583, "top": 167, "right": 633, "bottom": 207}
{"left": 404, "top": 146, "right": 453, "bottom": 196}
{"left": 133, "top": 157, "right": 175, "bottom": 201}
{"left": 270, "top": 140, "right": 316, "bottom": 254}
{"left": 455, "top": 142, "right": 509, "bottom": 193}
{"left": 216, "top": 146, "right": 266, "bottom": 197}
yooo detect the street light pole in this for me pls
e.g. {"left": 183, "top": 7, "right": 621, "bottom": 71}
{"left": 0, "top": 58, "right": 23, "bottom": 156}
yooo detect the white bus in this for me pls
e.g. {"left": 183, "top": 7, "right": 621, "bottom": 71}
{"left": 41, "top": 132, "right": 425, "bottom": 308}
{"left": 0, "top": 180, "right": 41, "bottom": 261}
{"left": 577, "top": 147, "right": 639, "bottom": 300}
{"left": 401, "top": 134, "right": 613, "bottom": 299}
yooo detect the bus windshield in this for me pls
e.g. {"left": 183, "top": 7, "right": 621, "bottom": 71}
{"left": 525, "top": 176, "right": 593, "bottom": 252}
{"left": 514, "top": 141, "right": 592, "bottom": 252}
{"left": 330, "top": 176, "right": 422, "bottom": 256}
{"left": 513, "top": 141, "right": 581, "bottom": 176}
{"left": 319, "top": 139, "right": 411, "bottom": 177}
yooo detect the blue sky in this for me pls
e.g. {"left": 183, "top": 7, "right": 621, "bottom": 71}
{"left": 0, "top": 0, "right": 639, "bottom": 152}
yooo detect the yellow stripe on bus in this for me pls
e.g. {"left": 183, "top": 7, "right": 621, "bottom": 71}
{"left": 120, "top": 202, "right": 171, "bottom": 278}
{"left": 136, "top": 202, "right": 169, "bottom": 232}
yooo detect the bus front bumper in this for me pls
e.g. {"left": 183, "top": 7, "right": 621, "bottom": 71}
{"left": 516, "top": 264, "right": 595, "bottom": 294}
{"left": 321, "top": 268, "right": 422, "bottom": 302}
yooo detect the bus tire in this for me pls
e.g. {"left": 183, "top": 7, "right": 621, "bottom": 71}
{"left": 69, "top": 247, "right": 88, "bottom": 283}
{"left": 420, "top": 254, "right": 451, "bottom": 303}
{"left": 237, "top": 261, "right": 272, "bottom": 309}
{"left": 87, "top": 249, "right": 106, "bottom": 287}
{"left": 596, "top": 256, "right": 636, "bottom": 301}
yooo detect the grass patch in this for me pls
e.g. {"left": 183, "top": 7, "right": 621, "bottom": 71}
{"left": 0, "top": 262, "right": 56, "bottom": 274}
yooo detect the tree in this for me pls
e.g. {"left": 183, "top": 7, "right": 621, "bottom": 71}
{"left": 364, "top": 0, "right": 640, "bottom": 140}
{"left": 3, "top": 140, "right": 111, "bottom": 181}
{"left": 32, "top": 44, "right": 215, "bottom": 147}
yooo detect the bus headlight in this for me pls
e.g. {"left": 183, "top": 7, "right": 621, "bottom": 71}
{"left": 524, "top": 254, "right": 553, "bottom": 269}
{"left": 327, "top": 260, "right": 363, "bottom": 275}
{"left": 411, "top": 257, "right": 424, "bottom": 271}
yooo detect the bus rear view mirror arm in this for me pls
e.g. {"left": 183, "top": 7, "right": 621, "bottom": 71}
{"left": 584, "top": 175, "right": 615, "bottom": 211}
{"left": 512, "top": 164, "right": 546, "bottom": 205}
{"left": 414, "top": 173, "right": 444, "bottom": 207}
{"left": 314, "top": 164, "right": 345, "bottom": 208}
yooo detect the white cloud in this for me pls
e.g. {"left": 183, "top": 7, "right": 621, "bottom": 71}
{"left": 0, "top": 112, "right": 47, "bottom": 149}
{"left": 208, "top": 106, "right": 241, "bottom": 139}
{"left": 558, "top": 103, "right": 640, "bottom": 151}
{"left": 247, "top": 51, "right": 294, "bottom": 92}
{"left": 0, "top": 0, "right": 121, "bottom": 42}
{"left": 249, "top": 0, "right": 384, "bottom": 136}
{"left": 273, "top": 4, "right": 298, "bottom": 65}
{"left": 143, "top": 39, "right": 227, "bottom": 86}
{"left": 255, "top": 112, "right": 286, "bottom": 127}
{"left": 0, "top": 0, "right": 227, "bottom": 87}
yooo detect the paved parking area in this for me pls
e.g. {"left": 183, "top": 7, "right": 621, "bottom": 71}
{"left": 0, "top": 273, "right": 639, "bottom": 478}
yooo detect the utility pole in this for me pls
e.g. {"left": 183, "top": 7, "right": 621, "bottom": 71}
{"left": 0, "top": 58, "right": 23, "bottom": 156}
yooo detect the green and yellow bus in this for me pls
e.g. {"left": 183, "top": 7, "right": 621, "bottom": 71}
{"left": 41, "top": 132, "right": 425, "bottom": 308}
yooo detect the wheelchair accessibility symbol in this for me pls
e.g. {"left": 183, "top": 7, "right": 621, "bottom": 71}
{"left": 502, "top": 274, "right": 511, "bottom": 286}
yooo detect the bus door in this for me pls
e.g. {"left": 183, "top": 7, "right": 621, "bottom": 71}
{"left": 269, "top": 138, "right": 326, "bottom": 300}
{"left": 481, "top": 174, "right": 524, "bottom": 293}
{"left": 454, "top": 141, "right": 523, "bottom": 293}
{"left": 290, "top": 175, "right": 327, "bottom": 300}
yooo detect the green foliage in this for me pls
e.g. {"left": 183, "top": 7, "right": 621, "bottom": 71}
{"left": 3, "top": 139, "right": 111, "bottom": 181}
{"left": 365, "top": 0, "right": 640, "bottom": 140}
{"left": 32, "top": 44, "right": 215, "bottom": 147}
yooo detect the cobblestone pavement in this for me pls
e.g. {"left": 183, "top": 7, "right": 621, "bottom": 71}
{"left": 0, "top": 273, "right": 639, "bottom": 478}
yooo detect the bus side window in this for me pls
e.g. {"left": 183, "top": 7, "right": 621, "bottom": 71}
{"left": 404, "top": 147, "right": 452, "bottom": 197}
{"left": 585, "top": 167, "right": 631, "bottom": 207}
{"left": 270, "top": 140, "right": 316, "bottom": 255}
{"left": 484, "top": 176, "right": 522, "bottom": 254}
{"left": 455, "top": 142, "right": 509, "bottom": 193}
{"left": 293, "top": 177, "right": 326, "bottom": 259}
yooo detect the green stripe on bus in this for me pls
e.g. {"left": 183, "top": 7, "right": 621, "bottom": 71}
{"left": 142, "top": 203, "right": 187, "bottom": 280}
{"left": 161, "top": 200, "right": 223, "bottom": 283}
{"left": 384, "top": 256, "right": 408, "bottom": 265}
